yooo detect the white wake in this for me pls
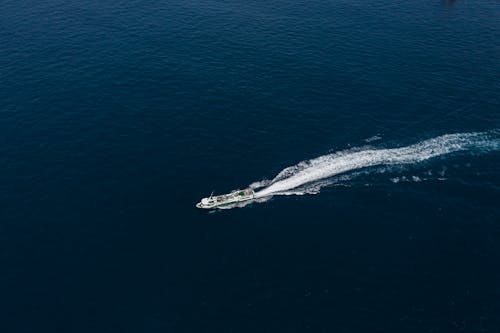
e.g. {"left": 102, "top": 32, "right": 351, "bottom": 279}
{"left": 253, "top": 131, "right": 500, "bottom": 198}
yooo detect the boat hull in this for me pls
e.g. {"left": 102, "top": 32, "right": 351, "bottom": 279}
{"left": 196, "top": 197, "right": 254, "bottom": 209}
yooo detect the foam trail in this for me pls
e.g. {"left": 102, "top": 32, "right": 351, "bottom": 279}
{"left": 248, "top": 179, "right": 271, "bottom": 190}
{"left": 255, "top": 131, "right": 499, "bottom": 198}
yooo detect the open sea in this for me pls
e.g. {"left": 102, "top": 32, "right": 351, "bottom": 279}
{"left": 1, "top": 0, "right": 500, "bottom": 332}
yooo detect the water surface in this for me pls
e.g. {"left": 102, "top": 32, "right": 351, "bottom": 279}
{"left": 1, "top": 0, "right": 500, "bottom": 332}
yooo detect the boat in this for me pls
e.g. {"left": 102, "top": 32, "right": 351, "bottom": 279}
{"left": 196, "top": 188, "right": 255, "bottom": 209}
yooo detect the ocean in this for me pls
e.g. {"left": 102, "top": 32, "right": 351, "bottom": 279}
{"left": 1, "top": 0, "right": 499, "bottom": 332}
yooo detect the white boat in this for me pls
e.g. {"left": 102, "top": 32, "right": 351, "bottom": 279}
{"left": 196, "top": 189, "right": 255, "bottom": 209}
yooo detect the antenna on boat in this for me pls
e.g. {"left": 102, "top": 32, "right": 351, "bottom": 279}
{"left": 209, "top": 191, "right": 214, "bottom": 199}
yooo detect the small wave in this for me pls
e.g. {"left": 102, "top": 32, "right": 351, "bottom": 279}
{"left": 390, "top": 175, "right": 425, "bottom": 183}
{"left": 365, "top": 134, "right": 382, "bottom": 143}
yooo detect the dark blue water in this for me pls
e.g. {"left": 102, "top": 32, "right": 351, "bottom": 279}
{"left": 1, "top": 0, "right": 500, "bottom": 331}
